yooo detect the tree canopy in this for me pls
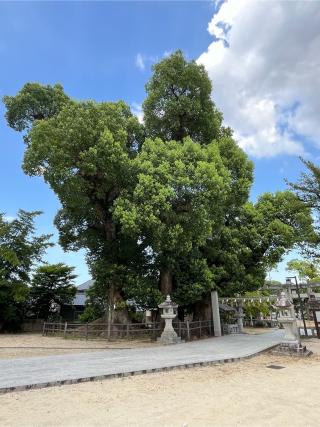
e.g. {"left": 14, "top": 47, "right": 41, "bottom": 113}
{"left": 143, "top": 50, "right": 223, "bottom": 144}
{"left": 3, "top": 83, "right": 69, "bottom": 144}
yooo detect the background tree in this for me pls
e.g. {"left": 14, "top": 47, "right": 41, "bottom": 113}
{"left": 286, "top": 259, "right": 320, "bottom": 283}
{"left": 0, "top": 211, "right": 51, "bottom": 331}
{"left": 242, "top": 291, "right": 271, "bottom": 323}
{"left": 29, "top": 263, "right": 77, "bottom": 320}
{"left": 288, "top": 158, "right": 320, "bottom": 256}
{"left": 205, "top": 191, "right": 317, "bottom": 297}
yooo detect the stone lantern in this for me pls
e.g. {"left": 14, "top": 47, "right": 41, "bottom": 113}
{"left": 158, "top": 295, "right": 182, "bottom": 344}
{"left": 275, "top": 291, "right": 311, "bottom": 356}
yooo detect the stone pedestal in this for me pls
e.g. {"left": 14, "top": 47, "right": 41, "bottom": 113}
{"left": 157, "top": 321, "right": 182, "bottom": 344}
{"left": 235, "top": 300, "right": 244, "bottom": 333}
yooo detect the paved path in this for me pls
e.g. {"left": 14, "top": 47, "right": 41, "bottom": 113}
{"left": 0, "top": 330, "right": 283, "bottom": 393}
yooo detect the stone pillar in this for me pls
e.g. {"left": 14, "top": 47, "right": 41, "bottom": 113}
{"left": 236, "top": 300, "right": 244, "bottom": 333}
{"left": 211, "top": 291, "right": 221, "bottom": 337}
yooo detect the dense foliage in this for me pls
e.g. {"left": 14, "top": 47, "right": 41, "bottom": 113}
{"left": 143, "top": 50, "right": 223, "bottom": 144}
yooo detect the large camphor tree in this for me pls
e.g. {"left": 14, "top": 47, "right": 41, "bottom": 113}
{"left": 114, "top": 137, "right": 231, "bottom": 296}
{"left": 139, "top": 51, "right": 316, "bottom": 314}
{"left": 4, "top": 84, "right": 145, "bottom": 328}
{"left": 3, "top": 51, "right": 316, "bottom": 322}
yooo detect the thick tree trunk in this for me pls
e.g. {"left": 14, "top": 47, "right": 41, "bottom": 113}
{"left": 106, "top": 284, "right": 114, "bottom": 340}
{"left": 160, "top": 270, "right": 173, "bottom": 296}
{"left": 104, "top": 218, "right": 116, "bottom": 241}
{"left": 193, "top": 293, "right": 212, "bottom": 321}
{"left": 178, "top": 306, "right": 185, "bottom": 321}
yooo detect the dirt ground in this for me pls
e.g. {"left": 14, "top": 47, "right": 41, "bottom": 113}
{"left": 0, "top": 329, "right": 272, "bottom": 359}
{"left": 242, "top": 327, "right": 275, "bottom": 334}
{"left": 0, "top": 338, "right": 320, "bottom": 426}
{"left": 0, "top": 333, "right": 159, "bottom": 359}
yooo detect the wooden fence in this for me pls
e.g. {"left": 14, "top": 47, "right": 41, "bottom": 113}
{"left": 173, "top": 320, "right": 213, "bottom": 340}
{"left": 243, "top": 318, "right": 278, "bottom": 328}
{"left": 42, "top": 319, "right": 214, "bottom": 341}
{"left": 21, "top": 319, "right": 44, "bottom": 332}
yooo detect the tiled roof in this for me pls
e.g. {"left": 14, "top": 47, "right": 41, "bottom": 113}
{"left": 77, "top": 279, "right": 94, "bottom": 291}
{"left": 72, "top": 279, "right": 94, "bottom": 306}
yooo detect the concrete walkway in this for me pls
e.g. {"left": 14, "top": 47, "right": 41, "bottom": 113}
{"left": 0, "top": 330, "right": 283, "bottom": 393}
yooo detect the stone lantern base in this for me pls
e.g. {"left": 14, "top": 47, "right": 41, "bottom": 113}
{"left": 272, "top": 342, "right": 312, "bottom": 357}
{"left": 157, "top": 332, "right": 182, "bottom": 345}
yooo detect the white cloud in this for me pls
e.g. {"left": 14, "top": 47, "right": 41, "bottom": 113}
{"left": 3, "top": 215, "right": 16, "bottom": 222}
{"left": 198, "top": 0, "right": 320, "bottom": 158}
{"left": 135, "top": 53, "right": 145, "bottom": 70}
{"left": 135, "top": 51, "right": 174, "bottom": 71}
{"left": 163, "top": 50, "right": 173, "bottom": 58}
{"left": 131, "top": 102, "right": 144, "bottom": 124}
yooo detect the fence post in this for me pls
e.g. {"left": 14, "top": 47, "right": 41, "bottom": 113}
{"left": 186, "top": 320, "right": 190, "bottom": 341}
{"left": 153, "top": 322, "right": 157, "bottom": 341}
{"left": 85, "top": 322, "right": 89, "bottom": 340}
{"left": 42, "top": 321, "right": 46, "bottom": 336}
{"left": 199, "top": 321, "right": 202, "bottom": 338}
{"left": 178, "top": 321, "right": 181, "bottom": 338}
{"left": 63, "top": 321, "right": 68, "bottom": 338}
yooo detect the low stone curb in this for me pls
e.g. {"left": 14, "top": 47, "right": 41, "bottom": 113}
{"left": 0, "top": 345, "right": 277, "bottom": 395}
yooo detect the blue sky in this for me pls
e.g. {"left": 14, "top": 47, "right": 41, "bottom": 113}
{"left": 1, "top": 1, "right": 318, "bottom": 285}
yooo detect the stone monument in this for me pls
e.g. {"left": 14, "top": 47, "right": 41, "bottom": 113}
{"left": 235, "top": 299, "right": 244, "bottom": 333}
{"left": 157, "top": 295, "right": 182, "bottom": 344}
{"left": 274, "top": 291, "right": 311, "bottom": 356}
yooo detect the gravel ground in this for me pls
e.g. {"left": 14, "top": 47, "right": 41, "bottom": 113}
{"left": 0, "top": 333, "right": 159, "bottom": 359}
{"left": 0, "top": 342, "right": 319, "bottom": 426}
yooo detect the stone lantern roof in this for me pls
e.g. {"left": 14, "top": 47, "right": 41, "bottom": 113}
{"left": 275, "top": 291, "right": 292, "bottom": 309}
{"left": 158, "top": 295, "right": 178, "bottom": 309}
